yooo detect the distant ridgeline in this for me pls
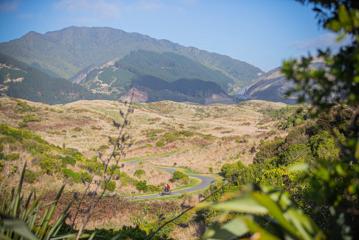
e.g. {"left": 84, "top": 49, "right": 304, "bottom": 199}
{"left": 236, "top": 67, "right": 297, "bottom": 104}
{"left": 236, "top": 61, "right": 325, "bottom": 104}
{"left": 0, "top": 26, "right": 266, "bottom": 104}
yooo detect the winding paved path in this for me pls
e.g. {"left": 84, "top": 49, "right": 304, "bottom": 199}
{"left": 123, "top": 165, "right": 216, "bottom": 200}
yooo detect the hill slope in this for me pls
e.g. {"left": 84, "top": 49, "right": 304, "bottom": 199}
{"left": 238, "top": 68, "right": 296, "bottom": 104}
{"left": 79, "top": 50, "right": 236, "bottom": 99}
{"left": 121, "top": 75, "right": 234, "bottom": 104}
{"left": 0, "top": 26, "right": 263, "bottom": 90}
{"left": 0, "top": 53, "right": 100, "bottom": 104}
{"left": 239, "top": 61, "right": 325, "bottom": 104}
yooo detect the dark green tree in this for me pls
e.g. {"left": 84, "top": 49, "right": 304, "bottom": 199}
{"left": 282, "top": 1, "right": 359, "bottom": 237}
{"left": 204, "top": 1, "right": 359, "bottom": 239}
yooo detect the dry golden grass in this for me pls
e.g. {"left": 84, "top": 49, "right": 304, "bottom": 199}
{"left": 0, "top": 97, "right": 286, "bottom": 190}
{"left": 0, "top": 97, "right": 288, "bottom": 239}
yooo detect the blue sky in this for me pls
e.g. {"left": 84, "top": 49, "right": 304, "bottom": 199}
{"left": 0, "top": 0, "right": 338, "bottom": 71}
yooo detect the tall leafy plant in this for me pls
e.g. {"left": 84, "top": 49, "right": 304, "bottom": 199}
{"left": 0, "top": 163, "right": 91, "bottom": 240}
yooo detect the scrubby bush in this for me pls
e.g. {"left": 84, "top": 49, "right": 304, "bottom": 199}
{"left": 278, "top": 143, "right": 312, "bottom": 165}
{"left": 62, "top": 168, "right": 82, "bottom": 183}
{"left": 155, "top": 139, "right": 165, "bottom": 147}
{"left": 83, "top": 158, "right": 103, "bottom": 175}
{"left": 134, "top": 169, "right": 145, "bottom": 178}
{"left": 309, "top": 130, "right": 340, "bottom": 161}
{"left": 72, "top": 127, "right": 82, "bottom": 132}
{"left": 145, "top": 129, "right": 163, "bottom": 140}
{"left": 171, "top": 170, "right": 189, "bottom": 182}
{"left": 39, "top": 155, "right": 62, "bottom": 175}
{"left": 24, "top": 169, "right": 38, "bottom": 183}
{"left": 102, "top": 180, "right": 116, "bottom": 192}
{"left": 155, "top": 130, "right": 195, "bottom": 147}
{"left": 60, "top": 155, "right": 77, "bottom": 166}
{"left": 4, "top": 152, "right": 20, "bottom": 161}
{"left": 62, "top": 168, "right": 92, "bottom": 184}
{"left": 135, "top": 180, "right": 148, "bottom": 192}
{"left": 14, "top": 100, "right": 33, "bottom": 113}
{"left": 80, "top": 171, "right": 93, "bottom": 183}
{"left": 253, "top": 137, "right": 284, "bottom": 164}
{"left": 22, "top": 114, "right": 40, "bottom": 123}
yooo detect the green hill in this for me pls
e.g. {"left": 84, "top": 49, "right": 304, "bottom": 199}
{"left": 0, "top": 26, "right": 263, "bottom": 90}
{"left": 0, "top": 53, "right": 100, "bottom": 104}
{"left": 80, "top": 50, "right": 235, "bottom": 96}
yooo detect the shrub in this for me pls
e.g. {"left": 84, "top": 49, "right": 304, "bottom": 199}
{"left": 309, "top": 131, "right": 340, "bottom": 161}
{"left": 62, "top": 168, "right": 82, "bottom": 183}
{"left": 4, "top": 153, "right": 20, "bottom": 161}
{"left": 135, "top": 180, "right": 148, "bottom": 192}
{"left": 62, "top": 168, "right": 92, "bottom": 184}
{"left": 72, "top": 127, "right": 82, "bottom": 132}
{"left": 22, "top": 114, "right": 40, "bottom": 123}
{"left": 155, "top": 140, "right": 165, "bottom": 147}
{"left": 145, "top": 129, "right": 163, "bottom": 140}
{"left": 80, "top": 171, "right": 93, "bottom": 183}
{"left": 134, "top": 169, "right": 145, "bottom": 178}
{"left": 39, "top": 155, "right": 62, "bottom": 175}
{"left": 155, "top": 130, "right": 195, "bottom": 147}
{"left": 221, "top": 161, "right": 256, "bottom": 185}
{"left": 60, "top": 155, "right": 77, "bottom": 166}
{"left": 83, "top": 158, "right": 103, "bottom": 175}
{"left": 102, "top": 180, "right": 116, "bottom": 192}
{"left": 24, "top": 169, "right": 38, "bottom": 183}
{"left": 253, "top": 138, "right": 284, "bottom": 164}
{"left": 15, "top": 100, "right": 33, "bottom": 113}
{"left": 279, "top": 143, "right": 312, "bottom": 165}
{"left": 171, "top": 170, "right": 189, "bottom": 182}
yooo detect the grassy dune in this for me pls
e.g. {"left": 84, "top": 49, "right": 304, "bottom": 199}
{"left": 0, "top": 97, "right": 286, "bottom": 194}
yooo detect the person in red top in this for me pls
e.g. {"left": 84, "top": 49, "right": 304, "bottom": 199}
{"left": 164, "top": 183, "right": 171, "bottom": 193}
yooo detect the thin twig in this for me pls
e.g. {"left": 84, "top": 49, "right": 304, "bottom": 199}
{"left": 75, "top": 95, "right": 134, "bottom": 239}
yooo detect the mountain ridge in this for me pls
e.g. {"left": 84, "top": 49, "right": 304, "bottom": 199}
{"left": 0, "top": 26, "right": 263, "bottom": 90}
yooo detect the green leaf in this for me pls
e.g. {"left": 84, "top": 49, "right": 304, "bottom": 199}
{"left": 252, "top": 192, "right": 300, "bottom": 238}
{"left": 287, "top": 162, "right": 308, "bottom": 172}
{"left": 241, "top": 216, "right": 280, "bottom": 240}
{"left": 1, "top": 218, "right": 38, "bottom": 240}
{"left": 212, "top": 195, "right": 267, "bottom": 215}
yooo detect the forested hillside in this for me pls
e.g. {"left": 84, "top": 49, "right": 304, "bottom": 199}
{"left": 0, "top": 53, "right": 100, "bottom": 104}
{"left": 0, "top": 26, "right": 263, "bottom": 89}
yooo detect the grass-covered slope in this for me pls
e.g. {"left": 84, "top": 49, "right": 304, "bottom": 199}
{"left": 0, "top": 53, "right": 101, "bottom": 104}
{"left": 0, "top": 123, "right": 94, "bottom": 186}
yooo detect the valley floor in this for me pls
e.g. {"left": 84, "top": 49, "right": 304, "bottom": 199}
{"left": 0, "top": 96, "right": 287, "bottom": 238}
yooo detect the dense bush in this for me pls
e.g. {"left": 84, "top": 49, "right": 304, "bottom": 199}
{"left": 4, "top": 152, "right": 20, "bottom": 161}
{"left": 19, "top": 114, "right": 41, "bottom": 128}
{"left": 134, "top": 169, "right": 145, "bottom": 178}
{"left": 14, "top": 100, "right": 34, "bottom": 113}
{"left": 135, "top": 180, "right": 148, "bottom": 192}
{"left": 39, "top": 155, "right": 62, "bottom": 174}
{"left": 171, "top": 170, "right": 189, "bottom": 182}
{"left": 253, "top": 137, "right": 284, "bottom": 164}
{"left": 309, "top": 130, "right": 340, "bottom": 161}
{"left": 82, "top": 158, "right": 103, "bottom": 175}
{"left": 63, "top": 168, "right": 93, "bottom": 184}
{"left": 155, "top": 130, "right": 194, "bottom": 147}
{"left": 24, "top": 169, "right": 39, "bottom": 183}
{"left": 102, "top": 180, "right": 116, "bottom": 192}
